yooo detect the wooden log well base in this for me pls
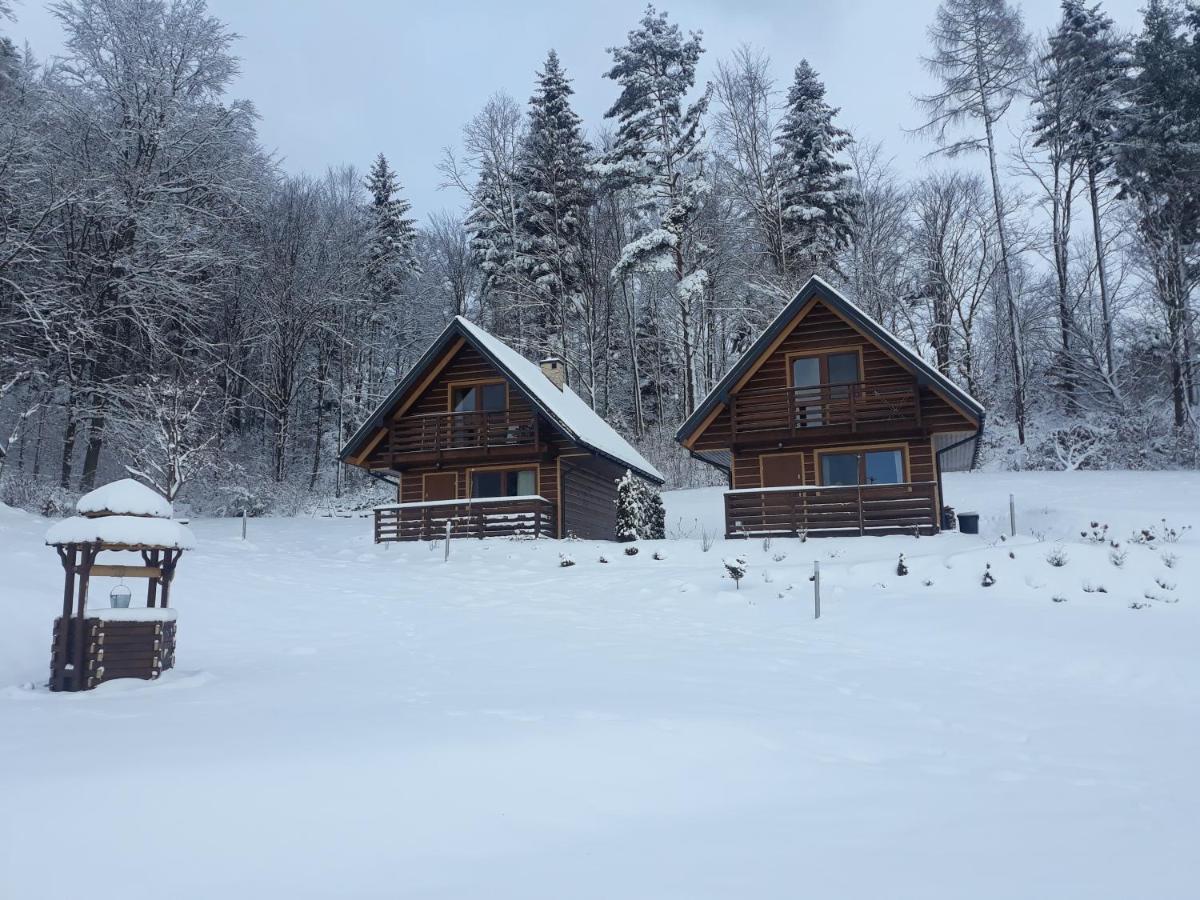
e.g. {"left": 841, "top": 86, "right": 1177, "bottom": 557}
{"left": 50, "top": 610, "right": 177, "bottom": 692}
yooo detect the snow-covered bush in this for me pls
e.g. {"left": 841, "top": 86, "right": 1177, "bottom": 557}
{"left": 896, "top": 554, "right": 908, "bottom": 576}
{"left": 981, "top": 564, "right": 995, "bottom": 587}
{"left": 1045, "top": 546, "right": 1069, "bottom": 567}
{"left": 1109, "top": 547, "right": 1128, "bottom": 568}
{"left": 615, "top": 470, "right": 666, "bottom": 541}
{"left": 598, "top": 555, "right": 609, "bottom": 564}
{"left": 652, "top": 551, "right": 665, "bottom": 560}
{"left": 624, "top": 545, "right": 639, "bottom": 556}
{"left": 0, "top": 475, "right": 75, "bottom": 517}
{"left": 723, "top": 556, "right": 748, "bottom": 590}
{"left": 559, "top": 553, "right": 576, "bottom": 568}
{"left": 1081, "top": 522, "right": 1110, "bottom": 544}
{"left": 1162, "top": 552, "right": 1178, "bottom": 569}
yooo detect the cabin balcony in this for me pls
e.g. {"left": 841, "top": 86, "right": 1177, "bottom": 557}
{"left": 374, "top": 495, "right": 555, "bottom": 542}
{"left": 383, "top": 408, "right": 539, "bottom": 463}
{"left": 724, "top": 481, "right": 938, "bottom": 538}
{"left": 730, "top": 376, "right": 922, "bottom": 446}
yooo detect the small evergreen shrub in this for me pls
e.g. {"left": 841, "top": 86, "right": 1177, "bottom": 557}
{"left": 723, "top": 556, "right": 748, "bottom": 589}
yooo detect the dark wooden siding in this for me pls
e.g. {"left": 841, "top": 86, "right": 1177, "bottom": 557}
{"left": 691, "top": 296, "right": 975, "bottom": 453}
{"left": 731, "top": 436, "right": 936, "bottom": 490}
{"left": 560, "top": 454, "right": 623, "bottom": 540}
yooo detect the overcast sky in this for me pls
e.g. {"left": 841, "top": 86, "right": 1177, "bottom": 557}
{"left": 7, "top": 0, "right": 1147, "bottom": 219}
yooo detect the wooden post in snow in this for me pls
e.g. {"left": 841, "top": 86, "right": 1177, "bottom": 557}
{"left": 813, "top": 560, "right": 821, "bottom": 620}
{"left": 241, "top": 509, "right": 247, "bottom": 541}
{"left": 444, "top": 520, "right": 451, "bottom": 562}
{"left": 1009, "top": 494, "right": 1016, "bottom": 537}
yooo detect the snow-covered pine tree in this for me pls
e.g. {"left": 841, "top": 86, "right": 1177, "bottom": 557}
{"left": 642, "top": 480, "right": 666, "bottom": 539}
{"left": 1045, "top": 0, "right": 1128, "bottom": 379}
{"left": 1030, "top": 28, "right": 1087, "bottom": 411}
{"left": 603, "top": 5, "right": 713, "bottom": 415}
{"left": 1114, "top": 0, "right": 1200, "bottom": 428}
{"left": 773, "top": 60, "right": 856, "bottom": 282}
{"left": 364, "top": 153, "right": 419, "bottom": 297}
{"left": 615, "top": 469, "right": 644, "bottom": 541}
{"left": 454, "top": 94, "right": 528, "bottom": 347}
{"left": 515, "top": 49, "right": 591, "bottom": 360}
{"left": 723, "top": 555, "right": 748, "bottom": 589}
{"left": 360, "top": 153, "right": 419, "bottom": 421}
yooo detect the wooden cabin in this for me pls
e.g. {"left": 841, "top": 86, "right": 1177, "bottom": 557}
{"left": 676, "top": 276, "right": 985, "bottom": 538}
{"left": 340, "top": 317, "right": 664, "bottom": 542}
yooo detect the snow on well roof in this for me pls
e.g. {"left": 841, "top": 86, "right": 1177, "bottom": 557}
{"left": 77, "top": 478, "right": 173, "bottom": 519}
{"left": 45, "top": 515, "right": 196, "bottom": 550}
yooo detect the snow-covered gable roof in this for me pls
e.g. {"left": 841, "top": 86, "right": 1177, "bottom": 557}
{"left": 677, "top": 275, "right": 985, "bottom": 446}
{"left": 77, "top": 478, "right": 172, "bottom": 519}
{"left": 340, "top": 317, "right": 664, "bottom": 484}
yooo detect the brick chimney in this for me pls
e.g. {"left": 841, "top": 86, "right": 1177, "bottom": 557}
{"left": 539, "top": 356, "right": 566, "bottom": 390}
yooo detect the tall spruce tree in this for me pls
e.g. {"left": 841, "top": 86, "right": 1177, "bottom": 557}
{"left": 516, "top": 50, "right": 591, "bottom": 360}
{"left": 773, "top": 60, "right": 857, "bottom": 282}
{"left": 604, "top": 4, "right": 712, "bottom": 416}
{"left": 1115, "top": 0, "right": 1200, "bottom": 426}
{"left": 1045, "top": 0, "right": 1128, "bottom": 377}
{"left": 364, "top": 153, "right": 419, "bottom": 306}
{"left": 1030, "top": 29, "right": 1086, "bottom": 409}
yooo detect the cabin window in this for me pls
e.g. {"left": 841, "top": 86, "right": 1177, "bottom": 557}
{"left": 451, "top": 382, "right": 506, "bottom": 414}
{"left": 471, "top": 467, "right": 536, "bottom": 498}
{"left": 819, "top": 448, "right": 905, "bottom": 486}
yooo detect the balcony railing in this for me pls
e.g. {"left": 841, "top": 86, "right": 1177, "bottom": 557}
{"left": 386, "top": 408, "right": 538, "bottom": 456}
{"left": 731, "top": 376, "right": 921, "bottom": 439}
{"left": 724, "top": 482, "right": 938, "bottom": 538}
{"left": 374, "top": 496, "right": 555, "bottom": 542}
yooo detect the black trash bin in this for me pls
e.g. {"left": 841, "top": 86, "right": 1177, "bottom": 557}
{"left": 958, "top": 512, "right": 980, "bottom": 534}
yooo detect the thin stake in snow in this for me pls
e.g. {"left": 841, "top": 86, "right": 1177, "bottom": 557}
{"left": 444, "top": 521, "right": 451, "bottom": 562}
{"left": 1009, "top": 494, "right": 1017, "bottom": 537}
{"left": 813, "top": 560, "right": 821, "bottom": 619}
{"left": 242, "top": 509, "right": 247, "bottom": 541}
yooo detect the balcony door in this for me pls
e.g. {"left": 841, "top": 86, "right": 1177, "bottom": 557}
{"left": 450, "top": 381, "right": 506, "bottom": 446}
{"left": 791, "top": 351, "right": 860, "bottom": 427}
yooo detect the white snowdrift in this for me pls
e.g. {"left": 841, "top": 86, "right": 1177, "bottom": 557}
{"left": 3, "top": 470, "right": 1198, "bottom": 900}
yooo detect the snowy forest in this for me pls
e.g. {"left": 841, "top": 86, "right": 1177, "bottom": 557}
{"left": 1, "top": 0, "right": 1198, "bottom": 514}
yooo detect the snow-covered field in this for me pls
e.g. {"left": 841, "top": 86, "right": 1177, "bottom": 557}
{"left": 2, "top": 471, "right": 1197, "bottom": 899}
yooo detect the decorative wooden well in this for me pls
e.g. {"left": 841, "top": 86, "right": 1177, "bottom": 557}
{"left": 44, "top": 479, "right": 195, "bottom": 692}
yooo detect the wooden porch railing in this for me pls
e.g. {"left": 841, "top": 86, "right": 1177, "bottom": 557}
{"left": 731, "top": 376, "right": 921, "bottom": 437}
{"left": 374, "top": 496, "right": 555, "bottom": 542}
{"left": 724, "top": 482, "right": 938, "bottom": 538}
{"left": 387, "top": 408, "right": 538, "bottom": 456}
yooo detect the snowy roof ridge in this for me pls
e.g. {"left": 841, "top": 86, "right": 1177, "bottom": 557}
{"left": 450, "top": 317, "right": 664, "bottom": 482}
